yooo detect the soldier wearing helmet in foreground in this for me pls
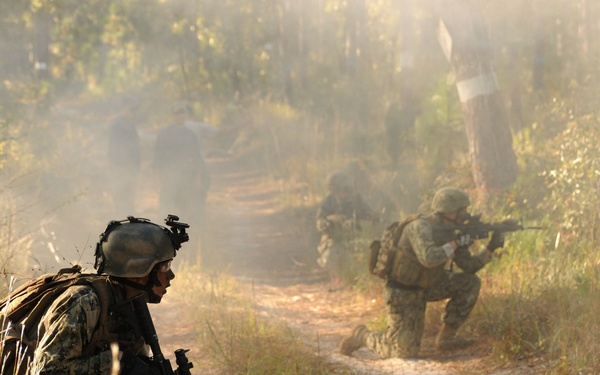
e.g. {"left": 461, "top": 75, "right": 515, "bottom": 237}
{"left": 31, "top": 216, "right": 188, "bottom": 374}
{"left": 316, "top": 170, "right": 375, "bottom": 291}
{"left": 340, "top": 186, "right": 505, "bottom": 358}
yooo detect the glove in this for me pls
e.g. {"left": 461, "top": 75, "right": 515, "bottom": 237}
{"left": 487, "top": 231, "right": 505, "bottom": 252}
{"left": 326, "top": 214, "right": 346, "bottom": 223}
{"left": 120, "top": 350, "right": 161, "bottom": 375}
{"left": 455, "top": 234, "right": 472, "bottom": 247}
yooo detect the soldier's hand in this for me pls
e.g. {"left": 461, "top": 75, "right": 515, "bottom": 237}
{"left": 455, "top": 234, "right": 472, "bottom": 247}
{"left": 441, "top": 242, "right": 455, "bottom": 258}
{"left": 487, "top": 231, "right": 505, "bottom": 252}
{"left": 326, "top": 214, "right": 346, "bottom": 223}
{"left": 478, "top": 248, "right": 493, "bottom": 264}
{"left": 119, "top": 351, "right": 161, "bottom": 375}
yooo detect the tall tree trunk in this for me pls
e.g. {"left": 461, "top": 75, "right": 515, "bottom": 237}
{"left": 344, "top": 0, "right": 365, "bottom": 74}
{"left": 297, "top": 0, "right": 308, "bottom": 96}
{"left": 33, "top": 9, "right": 52, "bottom": 82}
{"left": 579, "top": 0, "right": 597, "bottom": 68}
{"left": 344, "top": 0, "right": 358, "bottom": 74}
{"left": 277, "top": 0, "right": 298, "bottom": 104}
{"left": 397, "top": 0, "right": 418, "bottom": 111}
{"left": 532, "top": 1, "right": 549, "bottom": 91}
{"left": 437, "top": 0, "right": 518, "bottom": 192}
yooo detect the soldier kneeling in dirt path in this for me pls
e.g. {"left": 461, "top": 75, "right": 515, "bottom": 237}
{"left": 340, "top": 186, "right": 505, "bottom": 358}
{"left": 315, "top": 170, "right": 376, "bottom": 292}
{"left": 3, "top": 216, "right": 191, "bottom": 374}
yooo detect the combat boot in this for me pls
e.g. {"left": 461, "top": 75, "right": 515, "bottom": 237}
{"left": 340, "top": 324, "right": 369, "bottom": 356}
{"left": 435, "top": 323, "right": 474, "bottom": 351}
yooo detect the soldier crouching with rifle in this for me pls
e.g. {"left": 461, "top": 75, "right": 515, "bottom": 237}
{"left": 31, "top": 215, "right": 193, "bottom": 374}
{"left": 340, "top": 186, "right": 507, "bottom": 358}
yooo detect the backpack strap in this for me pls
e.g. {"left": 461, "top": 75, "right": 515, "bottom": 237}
{"left": 392, "top": 213, "right": 423, "bottom": 246}
{"left": 16, "top": 270, "right": 87, "bottom": 332}
{"left": 82, "top": 277, "right": 114, "bottom": 356}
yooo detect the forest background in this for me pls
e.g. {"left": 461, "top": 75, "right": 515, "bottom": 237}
{"left": 0, "top": 0, "right": 599, "bottom": 373}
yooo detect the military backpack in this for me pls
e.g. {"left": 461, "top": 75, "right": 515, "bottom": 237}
{"left": 368, "top": 214, "right": 422, "bottom": 279}
{"left": 0, "top": 265, "right": 112, "bottom": 375}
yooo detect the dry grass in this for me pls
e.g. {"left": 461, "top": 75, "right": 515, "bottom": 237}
{"left": 460, "top": 231, "right": 600, "bottom": 373}
{"left": 170, "top": 268, "right": 356, "bottom": 375}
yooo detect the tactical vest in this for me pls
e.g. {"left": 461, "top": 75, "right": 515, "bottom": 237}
{"left": 388, "top": 215, "right": 447, "bottom": 289}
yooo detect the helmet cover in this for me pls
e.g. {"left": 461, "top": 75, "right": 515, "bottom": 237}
{"left": 431, "top": 186, "right": 470, "bottom": 214}
{"left": 95, "top": 217, "right": 182, "bottom": 278}
{"left": 327, "top": 170, "right": 352, "bottom": 192}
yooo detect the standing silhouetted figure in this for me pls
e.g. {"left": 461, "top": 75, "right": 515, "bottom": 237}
{"left": 153, "top": 102, "right": 203, "bottom": 263}
{"left": 107, "top": 96, "right": 141, "bottom": 215}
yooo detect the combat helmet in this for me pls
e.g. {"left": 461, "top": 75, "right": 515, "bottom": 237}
{"left": 431, "top": 187, "right": 470, "bottom": 214}
{"left": 123, "top": 95, "right": 140, "bottom": 112}
{"left": 327, "top": 170, "right": 352, "bottom": 192}
{"left": 94, "top": 215, "right": 189, "bottom": 278}
{"left": 171, "top": 101, "right": 189, "bottom": 115}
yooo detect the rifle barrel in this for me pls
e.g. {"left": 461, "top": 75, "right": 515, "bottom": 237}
{"left": 130, "top": 294, "right": 174, "bottom": 375}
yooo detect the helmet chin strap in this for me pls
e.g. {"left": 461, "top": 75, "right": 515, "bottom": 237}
{"left": 116, "top": 271, "right": 162, "bottom": 303}
{"left": 147, "top": 270, "right": 163, "bottom": 303}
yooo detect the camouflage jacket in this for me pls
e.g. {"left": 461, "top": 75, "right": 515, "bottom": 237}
{"left": 315, "top": 193, "right": 374, "bottom": 234}
{"left": 32, "top": 283, "right": 147, "bottom": 374}
{"left": 390, "top": 214, "right": 487, "bottom": 288}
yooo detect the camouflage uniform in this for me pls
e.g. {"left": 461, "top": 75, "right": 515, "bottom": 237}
{"left": 315, "top": 191, "right": 374, "bottom": 273}
{"left": 363, "top": 213, "right": 487, "bottom": 358}
{"left": 32, "top": 283, "right": 147, "bottom": 374}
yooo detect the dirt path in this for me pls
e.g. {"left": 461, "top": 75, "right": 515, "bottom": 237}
{"left": 154, "top": 158, "right": 546, "bottom": 374}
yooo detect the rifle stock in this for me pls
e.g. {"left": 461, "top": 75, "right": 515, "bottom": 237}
{"left": 130, "top": 294, "right": 193, "bottom": 375}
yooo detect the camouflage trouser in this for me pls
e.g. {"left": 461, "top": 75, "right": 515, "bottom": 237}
{"left": 317, "top": 234, "right": 345, "bottom": 270}
{"left": 364, "top": 272, "right": 481, "bottom": 358}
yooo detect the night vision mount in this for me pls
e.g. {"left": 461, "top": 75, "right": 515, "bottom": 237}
{"left": 164, "top": 214, "right": 189, "bottom": 250}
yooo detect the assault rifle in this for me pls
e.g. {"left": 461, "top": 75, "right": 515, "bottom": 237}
{"left": 130, "top": 293, "right": 193, "bottom": 375}
{"left": 432, "top": 214, "right": 544, "bottom": 246}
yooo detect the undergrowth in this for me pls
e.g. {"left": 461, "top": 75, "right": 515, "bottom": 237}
{"left": 252, "top": 89, "right": 600, "bottom": 374}
{"left": 171, "top": 266, "right": 356, "bottom": 375}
